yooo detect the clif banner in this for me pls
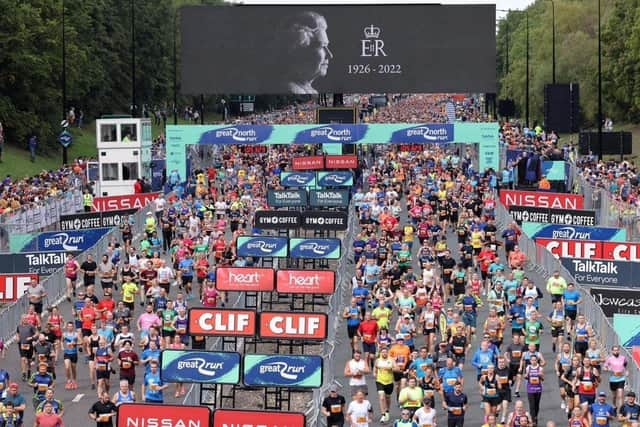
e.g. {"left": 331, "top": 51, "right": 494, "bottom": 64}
{"left": 536, "top": 239, "right": 640, "bottom": 262}
{"left": 181, "top": 5, "right": 495, "bottom": 95}
{"left": 188, "top": 308, "right": 257, "bottom": 337}
{"left": 259, "top": 312, "right": 328, "bottom": 340}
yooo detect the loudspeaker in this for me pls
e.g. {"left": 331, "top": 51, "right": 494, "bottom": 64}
{"left": 578, "top": 131, "right": 632, "bottom": 156}
{"left": 498, "top": 99, "right": 515, "bottom": 118}
{"left": 544, "top": 83, "right": 580, "bottom": 133}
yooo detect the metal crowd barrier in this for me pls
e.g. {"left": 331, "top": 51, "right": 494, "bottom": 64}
{"left": 0, "top": 203, "right": 153, "bottom": 345}
{"left": 495, "top": 202, "right": 639, "bottom": 393}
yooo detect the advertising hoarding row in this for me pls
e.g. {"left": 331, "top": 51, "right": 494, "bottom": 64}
{"left": 254, "top": 210, "right": 348, "bottom": 230}
{"left": 237, "top": 236, "right": 341, "bottom": 259}
{"left": 280, "top": 171, "right": 354, "bottom": 188}
{"left": 215, "top": 267, "right": 335, "bottom": 294}
{"left": 118, "top": 405, "right": 305, "bottom": 427}
{"left": 160, "top": 350, "right": 322, "bottom": 388}
{"left": 188, "top": 308, "right": 328, "bottom": 340}
{"left": 266, "top": 189, "right": 351, "bottom": 208}
{"left": 59, "top": 208, "right": 136, "bottom": 231}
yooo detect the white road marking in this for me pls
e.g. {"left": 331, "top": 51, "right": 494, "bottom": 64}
{"left": 72, "top": 394, "right": 84, "bottom": 403}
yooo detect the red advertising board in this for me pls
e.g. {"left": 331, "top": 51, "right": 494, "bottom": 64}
{"left": 276, "top": 269, "right": 335, "bottom": 294}
{"left": 0, "top": 274, "right": 38, "bottom": 302}
{"left": 325, "top": 154, "right": 358, "bottom": 169}
{"left": 188, "top": 308, "right": 257, "bottom": 336}
{"left": 259, "top": 312, "right": 327, "bottom": 340}
{"left": 118, "top": 403, "right": 211, "bottom": 427}
{"left": 91, "top": 192, "right": 160, "bottom": 212}
{"left": 292, "top": 156, "right": 324, "bottom": 171}
{"left": 216, "top": 267, "right": 275, "bottom": 292}
{"left": 500, "top": 190, "right": 584, "bottom": 210}
{"left": 214, "top": 409, "right": 305, "bottom": 427}
{"left": 536, "top": 238, "right": 640, "bottom": 262}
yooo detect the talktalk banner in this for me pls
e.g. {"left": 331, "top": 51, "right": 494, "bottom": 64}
{"left": 91, "top": 192, "right": 160, "bottom": 212}
{"left": 216, "top": 267, "right": 275, "bottom": 292}
{"left": 309, "top": 189, "right": 349, "bottom": 207}
{"left": 236, "top": 236, "right": 289, "bottom": 258}
{"left": 522, "top": 222, "right": 626, "bottom": 242}
{"left": 118, "top": 404, "right": 211, "bottom": 427}
{"left": 276, "top": 269, "right": 335, "bottom": 294}
{"left": 188, "top": 308, "right": 257, "bottom": 337}
{"left": 0, "top": 274, "right": 38, "bottom": 302}
{"left": 266, "top": 189, "right": 308, "bottom": 208}
{"left": 21, "top": 228, "right": 111, "bottom": 252}
{"left": 259, "top": 312, "right": 328, "bottom": 340}
{"left": 160, "top": 350, "right": 241, "bottom": 384}
{"left": 325, "top": 155, "right": 358, "bottom": 169}
{"left": 499, "top": 189, "right": 584, "bottom": 210}
{"left": 0, "top": 251, "right": 77, "bottom": 276}
{"left": 292, "top": 156, "right": 324, "bottom": 170}
{"left": 289, "top": 238, "right": 341, "bottom": 259}
{"left": 560, "top": 258, "right": 638, "bottom": 287}
{"left": 213, "top": 410, "right": 305, "bottom": 427}
{"left": 536, "top": 238, "right": 640, "bottom": 262}
{"left": 243, "top": 354, "right": 323, "bottom": 388}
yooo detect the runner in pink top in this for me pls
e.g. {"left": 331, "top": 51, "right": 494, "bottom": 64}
{"left": 136, "top": 305, "right": 161, "bottom": 337}
{"left": 603, "top": 345, "right": 628, "bottom": 410}
{"left": 201, "top": 279, "right": 219, "bottom": 308}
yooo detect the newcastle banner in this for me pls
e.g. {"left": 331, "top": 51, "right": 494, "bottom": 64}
{"left": 589, "top": 287, "right": 640, "bottom": 317}
{"left": 59, "top": 209, "right": 136, "bottom": 231}
{"left": 522, "top": 222, "right": 626, "bottom": 242}
{"left": 508, "top": 206, "right": 596, "bottom": 226}
{"left": 560, "top": 258, "right": 639, "bottom": 287}
{"left": 301, "top": 211, "right": 348, "bottom": 230}
{"left": 267, "top": 190, "right": 308, "bottom": 208}
{"left": 254, "top": 211, "right": 301, "bottom": 230}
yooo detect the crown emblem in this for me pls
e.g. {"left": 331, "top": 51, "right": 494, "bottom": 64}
{"left": 364, "top": 25, "right": 381, "bottom": 39}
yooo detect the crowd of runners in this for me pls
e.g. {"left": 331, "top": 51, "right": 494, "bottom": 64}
{"left": 0, "top": 95, "right": 637, "bottom": 427}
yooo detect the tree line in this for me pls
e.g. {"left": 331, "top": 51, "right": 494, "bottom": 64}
{"left": 497, "top": 0, "right": 640, "bottom": 129}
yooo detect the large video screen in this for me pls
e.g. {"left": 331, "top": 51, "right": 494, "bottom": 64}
{"left": 181, "top": 4, "right": 496, "bottom": 94}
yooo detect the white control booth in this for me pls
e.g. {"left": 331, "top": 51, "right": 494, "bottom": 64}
{"left": 94, "top": 117, "right": 153, "bottom": 196}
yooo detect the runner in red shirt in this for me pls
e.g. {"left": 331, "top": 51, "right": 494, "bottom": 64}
{"left": 357, "top": 312, "right": 379, "bottom": 370}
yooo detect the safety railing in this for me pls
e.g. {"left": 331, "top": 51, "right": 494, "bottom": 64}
{"left": 495, "top": 202, "right": 639, "bottom": 393}
{"left": 0, "top": 202, "right": 153, "bottom": 345}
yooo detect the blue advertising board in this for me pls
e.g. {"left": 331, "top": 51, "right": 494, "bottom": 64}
{"left": 243, "top": 354, "right": 323, "bottom": 388}
{"left": 289, "top": 238, "right": 341, "bottom": 259}
{"left": 522, "top": 222, "right": 627, "bottom": 242}
{"left": 160, "top": 350, "right": 240, "bottom": 384}
{"left": 280, "top": 172, "right": 317, "bottom": 188}
{"left": 316, "top": 171, "right": 354, "bottom": 188}
{"left": 237, "top": 236, "right": 289, "bottom": 258}
{"left": 293, "top": 124, "right": 367, "bottom": 144}
{"left": 21, "top": 228, "right": 111, "bottom": 252}
{"left": 390, "top": 123, "right": 454, "bottom": 143}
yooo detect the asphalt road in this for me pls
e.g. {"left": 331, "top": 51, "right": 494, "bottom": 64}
{"left": 329, "top": 228, "right": 571, "bottom": 427}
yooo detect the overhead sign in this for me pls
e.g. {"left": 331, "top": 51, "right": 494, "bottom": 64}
{"left": 118, "top": 403, "right": 211, "bottom": 427}
{"left": 508, "top": 206, "right": 596, "bottom": 226}
{"left": 325, "top": 155, "right": 358, "bottom": 169}
{"left": 59, "top": 209, "right": 136, "bottom": 231}
{"left": 254, "top": 211, "right": 301, "bottom": 230}
{"left": 499, "top": 190, "right": 584, "bottom": 210}
{"left": 292, "top": 156, "right": 324, "bottom": 171}
{"left": 317, "top": 171, "right": 354, "bottom": 187}
{"left": 160, "top": 350, "right": 241, "bottom": 384}
{"left": 91, "top": 192, "right": 160, "bottom": 212}
{"left": 243, "top": 354, "right": 323, "bottom": 388}
{"left": 0, "top": 251, "right": 77, "bottom": 276}
{"left": 215, "top": 267, "right": 275, "bottom": 292}
{"left": 560, "top": 258, "right": 638, "bottom": 287}
{"left": 259, "top": 312, "right": 328, "bottom": 340}
{"left": 590, "top": 287, "right": 640, "bottom": 317}
{"left": 58, "top": 130, "right": 73, "bottom": 148}
{"left": 537, "top": 239, "right": 640, "bottom": 262}
{"left": 0, "top": 274, "right": 38, "bottom": 302}
{"left": 267, "top": 190, "right": 308, "bottom": 208}
{"left": 280, "top": 172, "right": 316, "bottom": 188}
{"left": 309, "top": 189, "right": 350, "bottom": 208}
{"left": 181, "top": 4, "right": 496, "bottom": 94}
{"left": 22, "top": 228, "right": 111, "bottom": 252}
{"left": 289, "top": 238, "right": 341, "bottom": 259}
{"left": 276, "top": 269, "right": 335, "bottom": 294}
{"left": 188, "top": 308, "right": 257, "bottom": 337}
{"left": 213, "top": 410, "right": 305, "bottom": 427}
{"left": 237, "top": 236, "right": 289, "bottom": 258}
{"left": 522, "top": 222, "right": 626, "bottom": 242}
{"left": 391, "top": 123, "right": 454, "bottom": 143}
{"left": 301, "top": 211, "right": 348, "bottom": 230}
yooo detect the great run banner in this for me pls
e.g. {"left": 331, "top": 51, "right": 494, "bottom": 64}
{"left": 166, "top": 122, "right": 499, "bottom": 181}
{"left": 522, "top": 222, "right": 626, "bottom": 242}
